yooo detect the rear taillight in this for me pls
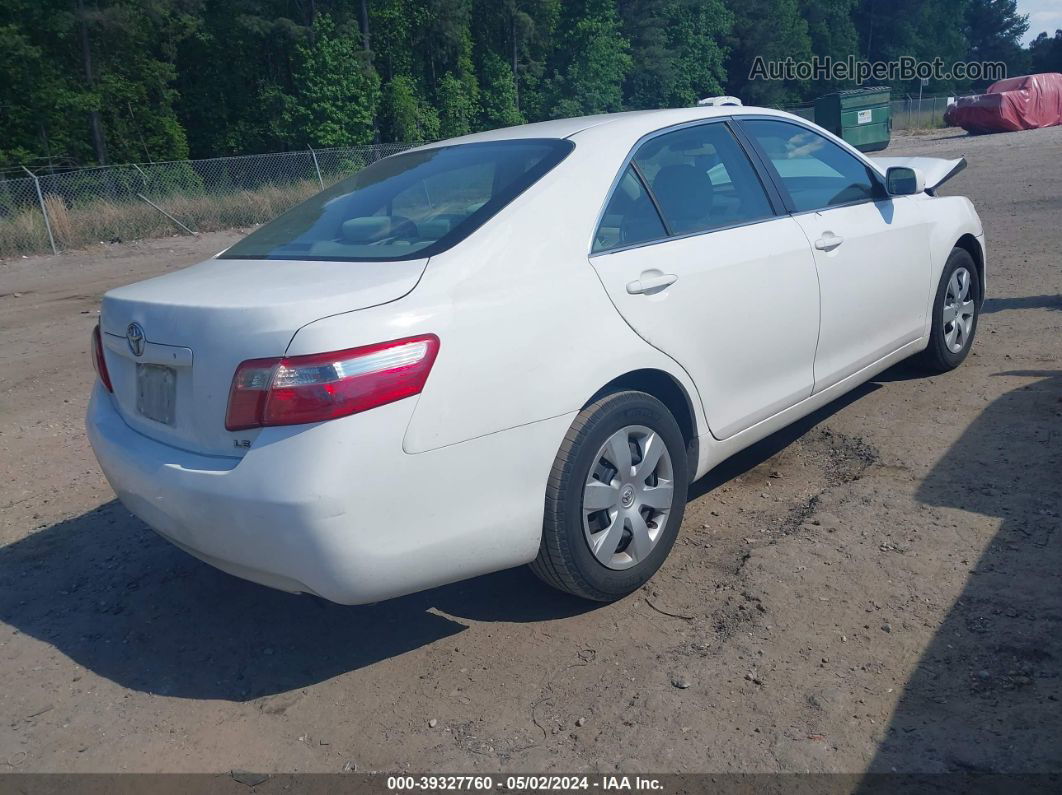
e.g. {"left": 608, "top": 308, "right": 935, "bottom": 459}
{"left": 91, "top": 324, "right": 113, "bottom": 392}
{"left": 225, "top": 334, "right": 440, "bottom": 431}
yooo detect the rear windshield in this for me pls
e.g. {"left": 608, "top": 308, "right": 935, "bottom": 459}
{"left": 220, "top": 139, "right": 574, "bottom": 262}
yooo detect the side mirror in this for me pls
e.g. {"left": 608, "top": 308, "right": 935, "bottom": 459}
{"left": 886, "top": 166, "right": 926, "bottom": 196}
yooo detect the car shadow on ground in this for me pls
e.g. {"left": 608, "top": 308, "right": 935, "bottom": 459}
{"left": 0, "top": 360, "right": 922, "bottom": 704}
{"left": 689, "top": 381, "right": 882, "bottom": 500}
{"left": 982, "top": 295, "right": 1062, "bottom": 313}
{"left": 0, "top": 500, "right": 596, "bottom": 701}
{"left": 2, "top": 358, "right": 1029, "bottom": 708}
{"left": 690, "top": 354, "right": 970, "bottom": 502}
{"left": 865, "top": 370, "right": 1062, "bottom": 775}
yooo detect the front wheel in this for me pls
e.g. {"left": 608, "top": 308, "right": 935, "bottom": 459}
{"left": 530, "top": 391, "right": 689, "bottom": 602}
{"left": 917, "top": 247, "right": 981, "bottom": 372}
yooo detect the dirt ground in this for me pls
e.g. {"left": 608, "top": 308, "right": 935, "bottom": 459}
{"left": 1, "top": 126, "right": 1060, "bottom": 776}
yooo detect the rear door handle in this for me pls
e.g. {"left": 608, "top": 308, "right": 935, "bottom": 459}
{"left": 814, "top": 233, "right": 845, "bottom": 252}
{"left": 626, "top": 273, "right": 678, "bottom": 295}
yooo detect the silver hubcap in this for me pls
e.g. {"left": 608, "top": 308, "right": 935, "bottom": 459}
{"left": 582, "top": 425, "right": 675, "bottom": 571}
{"left": 943, "top": 266, "right": 976, "bottom": 354}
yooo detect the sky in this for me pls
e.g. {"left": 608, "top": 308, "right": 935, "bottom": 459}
{"left": 1018, "top": 0, "right": 1062, "bottom": 44}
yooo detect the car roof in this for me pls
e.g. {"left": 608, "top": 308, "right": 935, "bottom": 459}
{"left": 413, "top": 106, "right": 796, "bottom": 150}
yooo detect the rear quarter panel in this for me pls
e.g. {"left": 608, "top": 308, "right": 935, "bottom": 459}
{"left": 286, "top": 146, "right": 708, "bottom": 454}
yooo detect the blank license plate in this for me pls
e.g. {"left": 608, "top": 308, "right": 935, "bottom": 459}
{"left": 136, "top": 364, "right": 177, "bottom": 426}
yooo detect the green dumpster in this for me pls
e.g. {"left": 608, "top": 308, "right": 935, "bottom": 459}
{"left": 813, "top": 88, "right": 891, "bottom": 152}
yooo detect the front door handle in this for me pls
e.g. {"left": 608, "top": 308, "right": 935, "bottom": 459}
{"left": 626, "top": 272, "right": 678, "bottom": 295}
{"left": 814, "top": 232, "right": 845, "bottom": 252}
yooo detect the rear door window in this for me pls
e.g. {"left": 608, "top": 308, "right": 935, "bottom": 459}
{"left": 632, "top": 122, "right": 775, "bottom": 235}
{"left": 593, "top": 166, "right": 668, "bottom": 253}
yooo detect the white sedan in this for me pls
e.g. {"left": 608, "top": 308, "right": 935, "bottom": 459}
{"left": 87, "top": 106, "right": 985, "bottom": 604}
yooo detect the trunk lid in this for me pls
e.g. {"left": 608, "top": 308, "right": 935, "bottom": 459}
{"left": 99, "top": 256, "right": 427, "bottom": 456}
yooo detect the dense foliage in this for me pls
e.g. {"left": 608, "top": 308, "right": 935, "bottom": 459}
{"left": 0, "top": 0, "right": 1049, "bottom": 167}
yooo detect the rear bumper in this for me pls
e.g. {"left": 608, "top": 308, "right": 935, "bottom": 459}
{"left": 86, "top": 385, "right": 571, "bottom": 604}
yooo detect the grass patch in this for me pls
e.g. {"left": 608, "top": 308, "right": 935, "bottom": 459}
{"left": 0, "top": 179, "right": 323, "bottom": 257}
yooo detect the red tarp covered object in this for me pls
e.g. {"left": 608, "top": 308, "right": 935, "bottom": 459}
{"left": 944, "top": 72, "right": 1062, "bottom": 133}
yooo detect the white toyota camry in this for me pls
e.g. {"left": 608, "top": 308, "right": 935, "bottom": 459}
{"left": 87, "top": 106, "right": 985, "bottom": 604}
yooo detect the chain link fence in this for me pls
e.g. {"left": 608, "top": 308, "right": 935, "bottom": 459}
{"left": 783, "top": 95, "right": 955, "bottom": 131}
{"left": 890, "top": 95, "right": 953, "bottom": 131}
{"left": 0, "top": 143, "right": 414, "bottom": 257}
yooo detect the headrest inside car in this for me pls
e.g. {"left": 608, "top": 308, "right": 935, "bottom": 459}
{"left": 341, "top": 217, "right": 391, "bottom": 243}
{"left": 417, "top": 218, "right": 452, "bottom": 240}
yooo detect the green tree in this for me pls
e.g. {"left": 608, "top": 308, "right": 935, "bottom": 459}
{"left": 0, "top": 24, "right": 81, "bottom": 167}
{"left": 964, "top": 0, "right": 1030, "bottom": 85}
{"left": 0, "top": 0, "right": 195, "bottom": 167}
{"left": 547, "top": 0, "right": 632, "bottom": 117}
{"left": 798, "top": 0, "right": 860, "bottom": 93}
{"left": 379, "top": 74, "right": 441, "bottom": 141}
{"left": 429, "top": 1, "right": 481, "bottom": 137}
{"left": 619, "top": 0, "right": 731, "bottom": 109}
{"left": 437, "top": 72, "right": 476, "bottom": 137}
{"left": 725, "top": 0, "right": 813, "bottom": 106}
{"left": 368, "top": 0, "right": 417, "bottom": 81}
{"left": 853, "top": 0, "right": 972, "bottom": 66}
{"left": 854, "top": 0, "right": 969, "bottom": 89}
{"left": 471, "top": 0, "right": 560, "bottom": 116}
{"left": 12, "top": 0, "right": 1060, "bottom": 166}
{"left": 176, "top": 2, "right": 321, "bottom": 156}
{"left": 74, "top": 0, "right": 196, "bottom": 163}
{"left": 289, "top": 14, "right": 380, "bottom": 147}
{"left": 477, "top": 50, "right": 525, "bottom": 127}
{"left": 1029, "top": 29, "right": 1062, "bottom": 74}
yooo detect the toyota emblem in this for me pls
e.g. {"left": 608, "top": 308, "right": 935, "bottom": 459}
{"left": 126, "top": 323, "right": 146, "bottom": 357}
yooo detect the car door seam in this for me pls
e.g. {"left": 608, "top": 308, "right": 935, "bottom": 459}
{"left": 582, "top": 255, "right": 717, "bottom": 441}
{"left": 791, "top": 216, "right": 826, "bottom": 393}
{"left": 629, "top": 160, "right": 673, "bottom": 237}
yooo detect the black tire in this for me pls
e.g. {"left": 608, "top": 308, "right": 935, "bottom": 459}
{"left": 916, "top": 247, "right": 981, "bottom": 373}
{"left": 530, "top": 391, "right": 689, "bottom": 602}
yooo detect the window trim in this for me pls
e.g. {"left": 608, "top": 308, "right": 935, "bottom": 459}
{"left": 629, "top": 160, "right": 674, "bottom": 237}
{"left": 732, "top": 115, "right": 889, "bottom": 217}
{"left": 589, "top": 117, "right": 786, "bottom": 258}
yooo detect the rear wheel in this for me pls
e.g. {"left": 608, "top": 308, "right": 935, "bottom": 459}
{"left": 531, "top": 391, "right": 688, "bottom": 601}
{"left": 917, "top": 247, "right": 980, "bottom": 372}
